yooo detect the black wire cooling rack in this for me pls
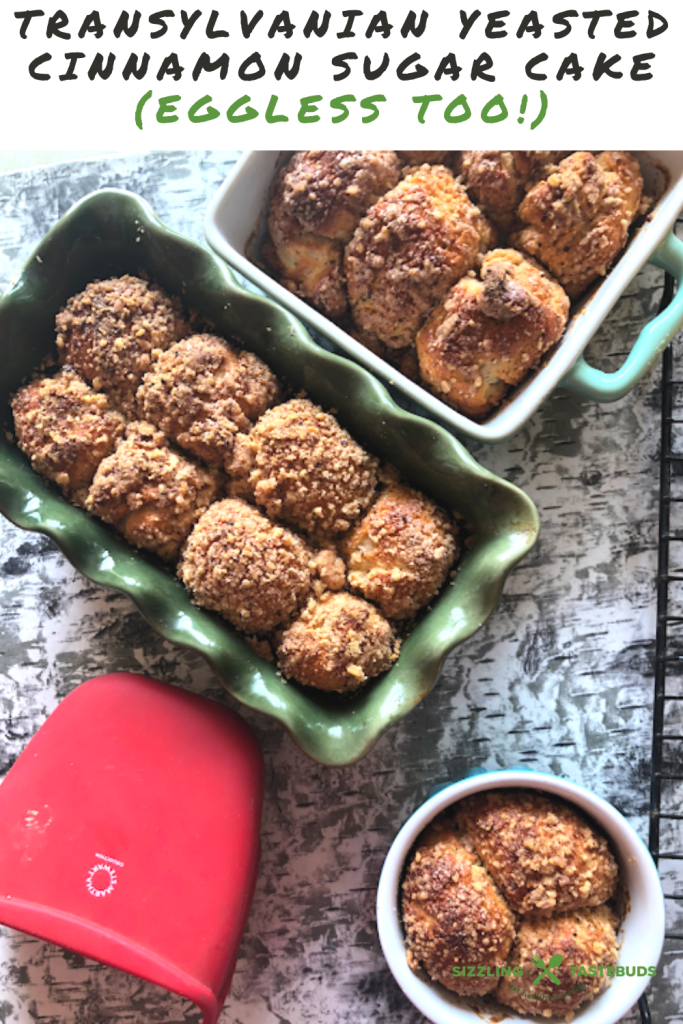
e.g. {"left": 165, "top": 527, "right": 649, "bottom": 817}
{"left": 639, "top": 262, "right": 683, "bottom": 1024}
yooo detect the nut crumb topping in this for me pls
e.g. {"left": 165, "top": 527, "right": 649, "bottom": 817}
{"left": 56, "top": 275, "right": 189, "bottom": 414}
{"left": 86, "top": 421, "right": 222, "bottom": 561}
{"left": 342, "top": 483, "right": 457, "bottom": 619}
{"left": 12, "top": 368, "right": 126, "bottom": 507}
{"left": 266, "top": 150, "right": 401, "bottom": 318}
{"left": 277, "top": 590, "right": 399, "bottom": 692}
{"left": 232, "top": 398, "right": 378, "bottom": 538}
{"left": 457, "top": 789, "right": 618, "bottom": 915}
{"left": 497, "top": 906, "right": 618, "bottom": 1019}
{"left": 511, "top": 151, "right": 644, "bottom": 298}
{"left": 416, "top": 248, "right": 569, "bottom": 420}
{"left": 345, "top": 165, "right": 494, "bottom": 349}
{"left": 137, "top": 333, "right": 280, "bottom": 465}
{"left": 178, "top": 497, "right": 314, "bottom": 634}
{"left": 402, "top": 817, "right": 515, "bottom": 996}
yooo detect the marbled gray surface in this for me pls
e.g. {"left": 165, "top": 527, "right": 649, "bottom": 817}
{"left": 0, "top": 151, "right": 680, "bottom": 1024}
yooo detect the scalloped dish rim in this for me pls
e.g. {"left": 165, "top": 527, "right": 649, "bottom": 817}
{"left": 0, "top": 189, "right": 540, "bottom": 766}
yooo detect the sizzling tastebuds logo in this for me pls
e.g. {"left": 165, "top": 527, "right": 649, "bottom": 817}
{"left": 531, "top": 952, "right": 563, "bottom": 985}
{"left": 452, "top": 962, "right": 657, "bottom": 981}
{"left": 452, "top": 959, "right": 657, "bottom": 1006}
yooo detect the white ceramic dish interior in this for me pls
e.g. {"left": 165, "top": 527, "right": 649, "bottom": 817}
{"left": 205, "top": 151, "right": 683, "bottom": 443}
{"left": 375, "top": 769, "right": 665, "bottom": 1024}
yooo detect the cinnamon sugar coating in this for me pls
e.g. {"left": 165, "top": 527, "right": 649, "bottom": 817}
{"left": 137, "top": 333, "right": 280, "bottom": 465}
{"left": 511, "top": 151, "right": 644, "bottom": 299}
{"left": 230, "top": 398, "right": 378, "bottom": 537}
{"left": 309, "top": 548, "right": 347, "bottom": 596}
{"left": 457, "top": 789, "right": 618, "bottom": 915}
{"left": 15, "top": 264, "right": 482, "bottom": 673}
{"left": 402, "top": 817, "right": 516, "bottom": 996}
{"left": 496, "top": 906, "right": 619, "bottom": 1020}
{"left": 260, "top": 151, "right": 649, "bottom": 422}
{"left": 277, "top": 591, "right": 399, "bottom": 692}
{"left": 271, "top": 150, "right": 402, "bottom": 241}
{"left": 342, "top": 483, "right": 458, "bottom": 619}
{"left": 460, "top": 151, "right": 569, "bottom": 230}
{"left": 86, "top": 422, "right": 221, "bottom": 561}
{"left": 12, "top": 369, "right": 126, "bottom": 507}
{"left": 266, "top": 150, "right": 401, "bottom": 319}
{"left": 55, "top": 275, "right": 189, "bottom": 414}
{"left": 178, "top": 498, "right": 313, "bottom": 635}
{"left": 416, "top": 249, "right": 570, "bottom": 419}
{"left": 344, "top": 165, "right": 494, "bottom": 349}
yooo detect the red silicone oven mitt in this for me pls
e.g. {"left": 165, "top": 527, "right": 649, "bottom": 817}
{"left": 0, "top": 672, "right": 264, "bottom": 1024}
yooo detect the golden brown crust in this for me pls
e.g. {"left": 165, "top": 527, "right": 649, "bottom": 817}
{"left": 402, "top": 817, "right": 516, "bottom": 996}
{"left": 266, "top": 150, "right": 401, "bottom": 319}
{"left": 515, "top": 151, "right": 573, "bottom": 184}
{"left": 231, "top": 398, "right": 378, "bottom": 538}
{"left": 460, "top": 151, "right": 569, "bottom": 230}
{"left": 178, "top": 498, "right": 313, "bottom": 634}
{"left": 136, "top": 333, "right": 280, "bottom": 465}
{"left": 86, "top": 422, "right": 222, "bottom": 561}
{"left": 276, "top": 590, "right": 399, "bottom": 692}
{"left": 18, "top": 266, "right": 507, "bottom": 676}
{"left": 263, "top": 231, "right": 347, "bottom": 321}
{"left": 496, "top": 906, "right": 619, "bottom": 1019}
{"left": 344, "top": 165, "right": 494, "bottom": 349}
{"left": 12, "top": 369, "right": 126, "bottom": 507}
{"left": 271, "top": 150, "right": 403, "bottom": 242}
{"left": 457, "top": 789, "right": 619, "bottom": 915}
{"left": 461, "top": 151, "right": 523, "bottom": 230}
{"left": 511, "top": 151, "right": 644, "bottom": 298}
{"left": 416, "top": 249, "right": 570, "bottom": 419}
{"left": 342, "top": 483, "right": 458, "bottom": 618}
{"left": 55, "top": 276, "right": 189, "bottom": 415}
{"left": 309, "top": 547, "right": 347, "bottom": 595}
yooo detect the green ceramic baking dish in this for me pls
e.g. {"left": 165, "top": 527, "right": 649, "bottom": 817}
{"left": 0, "top": 189, "right": 539, "bottom": 766}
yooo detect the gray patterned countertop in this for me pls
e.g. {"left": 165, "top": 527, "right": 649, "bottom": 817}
{"left": 0, "top": 151, "right": 680, "bottom": 1024}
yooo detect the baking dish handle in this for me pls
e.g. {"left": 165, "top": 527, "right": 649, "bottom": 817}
{"left": 560, "top": 230, "right": 683, "bottom": 402}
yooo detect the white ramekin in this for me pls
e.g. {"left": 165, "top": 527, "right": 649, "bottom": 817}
{"left": 376, "top": 769, "right": 665, "bottom": 1024}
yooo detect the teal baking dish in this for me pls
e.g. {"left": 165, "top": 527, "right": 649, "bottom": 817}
{"left": 0, "top": 189, "right": 539, "bottom": 766}
{"left": 206, "top": 151, "right": 683, "bottom": 443}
